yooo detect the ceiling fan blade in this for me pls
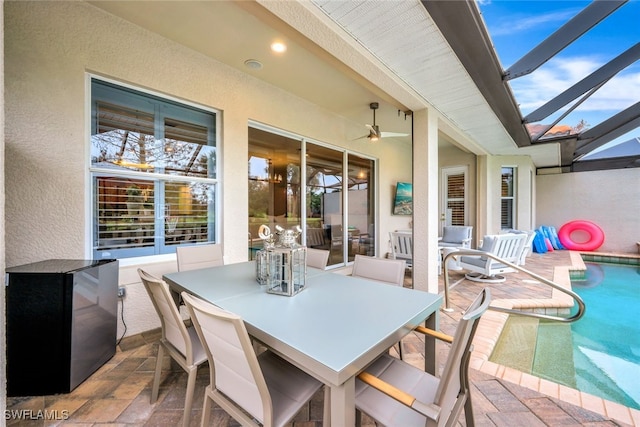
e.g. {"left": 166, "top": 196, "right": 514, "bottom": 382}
{"left": 353, "top": 128, "right": 381, "bottom": 141}
{"left": 380, "top": 131, "right": 410, "bottom": 138}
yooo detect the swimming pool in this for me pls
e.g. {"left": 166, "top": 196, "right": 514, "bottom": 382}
{"left": 490, "top": 261, "right": 640, "bottom": 410}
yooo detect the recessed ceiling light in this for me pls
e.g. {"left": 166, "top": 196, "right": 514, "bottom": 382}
{"left": 244, "top": 59, "right": 263, "bottom": 70}
{"left": 270, "top": 41, "right": 287, "bottom": 53}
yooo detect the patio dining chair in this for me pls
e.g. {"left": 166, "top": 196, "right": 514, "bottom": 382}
{"left": 137, "top": 269, "right": 207, "bottom": 427}
{"left": 181, "top": 291, "right": 325, "bottom": 427}
{"left": 351, "top": 254, "right": 406, "bottom": 286}
{"left": 306, "top": 248, "right": 330, "bottom": 269}
{"left": 355, "top": 288, "right": 491, "bottom": 427}
{"left": 352, "top": 254, "right": 407, "bottom": 358}
{"left": 306, "top": 227, "right": 329, "bottom": 249}
{"left": 176, "top": 243, "right": 224, "bottom": 271}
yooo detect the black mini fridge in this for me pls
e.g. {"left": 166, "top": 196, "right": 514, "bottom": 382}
{"left": 5, "top": 259, "right": 119, "bottom": 396}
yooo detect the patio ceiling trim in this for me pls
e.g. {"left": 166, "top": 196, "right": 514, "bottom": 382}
{"left": 420, "top": 0, "right": 531, "bottom": 148}
{"left": 301, "top": 0, "right": 523, "bottom": 158}
{"left": 254, "top": 0, "right": 428, "bottom": 113}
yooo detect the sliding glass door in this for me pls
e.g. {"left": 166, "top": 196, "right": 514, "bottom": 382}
{"left": 305, "top": 144, "right": 345, "bottom": 265}
{"left": 248, "top": 127, "right": 301, "bottom": 260}
{"left": 347, "top": 154, "right": 375, "bottom": 258}
{"left": 248, "top": 125, "right": 376, "bottom": 267}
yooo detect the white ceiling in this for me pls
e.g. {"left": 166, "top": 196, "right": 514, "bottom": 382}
{"left": 88, "top": 0, "right": 560, "bottom": 166}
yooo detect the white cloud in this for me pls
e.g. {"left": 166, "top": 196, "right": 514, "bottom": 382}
{"left": 489, "top": 9, "right": 578, "bottom": 37}
{"left": 588, "top": 73, "right": 640, "bottom": 110}
{"left": 510, "top": 56, "right": 640, "bottom": 117}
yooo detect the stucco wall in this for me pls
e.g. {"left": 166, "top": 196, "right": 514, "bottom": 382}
{"left": 466, "top": 154, "right": 536, "bottom": 246}
{"left": 4, "top": 2, "right": 412, "bottom": 336}
{"left": 537, "top": 168, "right": 640, "bottom": 254}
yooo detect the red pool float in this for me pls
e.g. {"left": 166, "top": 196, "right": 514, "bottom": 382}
{"left": 558, "top": 220, "right": 605, "bottom": 251}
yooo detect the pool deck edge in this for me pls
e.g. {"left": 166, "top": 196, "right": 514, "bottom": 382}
{"left": 469, "top": 250, "right": 640, "bottom": 427}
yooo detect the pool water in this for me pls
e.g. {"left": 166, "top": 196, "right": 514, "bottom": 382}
{"left": 490, "top": 262, "right": 640, "bottom": 410}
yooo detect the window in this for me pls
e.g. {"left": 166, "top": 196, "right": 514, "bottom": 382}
{"left": 501, "top": 167, "right": 516, "bottom": 229}
{"left": 90, "top": 79, "right": 218, "bottom": 259}
{"left": 445, "top": 171, "right": 466, "bottom": 226}
{"left": 441, "top": 166, "right": 467, "bottom": 228}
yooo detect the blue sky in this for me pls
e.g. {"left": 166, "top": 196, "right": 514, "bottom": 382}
{"left": 477, "top": 0, "right": 639, "bottom": 147}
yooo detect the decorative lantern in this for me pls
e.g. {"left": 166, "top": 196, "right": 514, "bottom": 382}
{"left": 255, "top": 249, "right": 269, "bottom": 285}
{"left": 255, "top": 225, "right": 274, "bottom": 285}
{"left": 265, "top": 245, "right": 307, "bottom": 296}
{"left": 256, "top": 225, "right": 307, "bottom": 296}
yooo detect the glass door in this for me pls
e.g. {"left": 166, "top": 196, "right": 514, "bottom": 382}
{"left": 249, "top": 124, "right": 377, "bottom": 267}
{"left": 248, "top": 127, "right": 301, "bottom": 259}
{"left": 305, "top": 144, "right": 345, "bottom": 266}
{"left": 347, "top": 154, "right": 375, "bottom": 259}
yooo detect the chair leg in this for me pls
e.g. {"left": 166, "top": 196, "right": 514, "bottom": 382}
{"left": 151, "top": 343, "right": 165, "bottom": 403}
{"left": 463, "top": 394, "right": 475, "bottom": 427}
{"left": 182, "top": 366, "right": 198, "bottom": 427}
{"left": 201, "top": 387, "right": 213, "bottom": 427}
{"left": 397, "top": 340, "right": 404, "bottom": 360}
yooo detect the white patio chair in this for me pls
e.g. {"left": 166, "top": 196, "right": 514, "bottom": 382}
{"left": 176, "top": 243, "right": 224, "bottom": 271}
{"left": 459, "top": 233, "right": 528, "bottom": 283}
{"left": 137, "top": 269, "right": 207, "bottom": 427}
{"left": 355, "top": 288, "right": 491, "bottom": 427}
{"left": 502, "top": 229, "right": 537, "bottom": 265}
{"left": 181, "top": 291, "right": 325, "bottom": 427}
{"left": 306, "top": 248, "right": 330, "bottom": 269}
{"left": 389, "top": 231, "right": 413, "bottom": 269}
{"left": 439, "top": 226, "right": 473, "bottom": 249}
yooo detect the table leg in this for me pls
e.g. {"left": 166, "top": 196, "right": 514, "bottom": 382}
{"left": 169, "top": 288, "right": 181, "bottom": 307}
{"left": 323, "top": 386, "right": 331, "bottom": 427}
{"left": 424, "top": 311, "right": 439, "bottom": 376}
{"left": 330, "top": 376, "right": 355, "bottom": 426}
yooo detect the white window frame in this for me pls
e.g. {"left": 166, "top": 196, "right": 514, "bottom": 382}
{"left": 440, "top": 166, "right": 469, "bottom": 231}
{"left": 87, "top": 75, "right": 221, "bottom": 260}
{"left": 501, "top": 166, "right": 517, "bottom": 230}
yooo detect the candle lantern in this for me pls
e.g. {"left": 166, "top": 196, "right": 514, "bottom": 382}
{"left": 256, "top": 225, "right": 307, "bottom": 296}
{"left": 255, "top": 225, "right": 274, "bottom": 285}
{"left": 255, "top": 248, "right": 270, "bottom": 286}
{"left": 265, "top": 245, "right": 307, "bottom": 296}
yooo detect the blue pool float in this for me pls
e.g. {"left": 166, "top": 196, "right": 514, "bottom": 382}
{"left": 532, "top": 230, "right": 548, "bottom": 253}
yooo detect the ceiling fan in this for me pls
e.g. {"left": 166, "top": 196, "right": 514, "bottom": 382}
{"left": 357, "top": 102, "right": 409, "bottom": 141}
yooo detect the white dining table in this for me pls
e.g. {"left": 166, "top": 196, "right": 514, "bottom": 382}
{"left": 163, "top": 261, "right": 442, "bottom": 426}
